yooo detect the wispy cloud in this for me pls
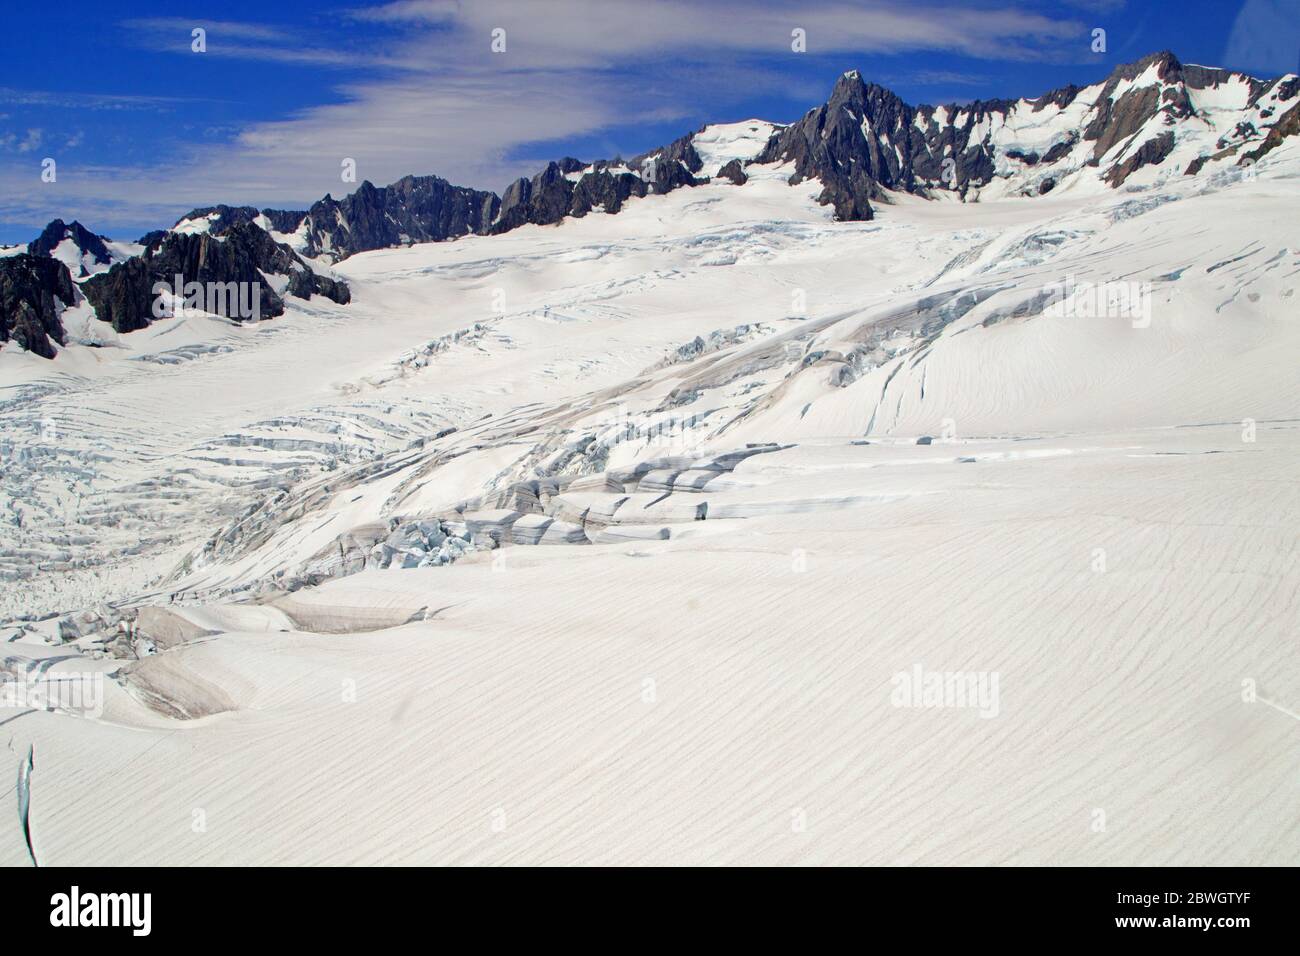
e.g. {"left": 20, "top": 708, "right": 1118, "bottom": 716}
{"left": 123, "top": 17, "right": 292, "bottom": 43}
{"left": 1, "top": 129, "right": 44, "bottom": 153}
{"left": 0, "top": 88, "right": 195, "bottom": 111}
{"left": 350, "top": 0, "right": 1087, "bottom": 71}
{"left": 349, "top": 0, "right": 461, "bottom": 24}
{"left": 1223, "top": 0, "right": 1300, "bottom": 75}
{"left": 896, "top": 70, "right": 991, "bottom": 86}
{"left": 1061, "top": 0, "right": 1128, "bottom": 13}
{"left": 3, "top": 1, "right": 1096, "bottom": 236}
{"left": 128, "top": 2, "right": 1090, "bottom": 72}
{"left": 122, "top": 16, "right": 389, "bottom": 68}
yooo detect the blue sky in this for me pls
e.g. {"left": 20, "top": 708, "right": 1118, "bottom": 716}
{"left": 2, "top": 0, "right": 1297, "bottom": 244}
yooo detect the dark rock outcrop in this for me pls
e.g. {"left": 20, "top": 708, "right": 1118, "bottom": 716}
{"left": 754, "top": 72, "right": 895, "bottom": 219}
{"left": 491, "top": 138, "right": 706, "bottom": 234}
{"left": 1105, "top": 131, "right": 1176, "bottom": 186}
{"left": 174, "top": 205, "right": 308, "bottom": 236}
{"left": 752, "top": 50, "right": 1291, "bottom": 219}
{"left": 567, "top": 166, "right": 653, "bottom": 217}
{"left": 1241, "top": 100, "right": 1300, "bottom": 165}
{"left": 135, "top": 229, "right": 168, "bottom": 250}
{"left": 288, "top": 267, "right": 351, "bottom": 305}
{"left": 1042, "top": 137, "right": 1077, "bottom": 164}
{"left": 287, "top": 133, "right": 707, "bottom": 257}
{"left": 1033, "top": 84, "right": 1082, "bottom": 112}
{"left": 8, "top": 48, "right": 1291, "bottom": 355}
{"left": 494, "top": 160, "right": 585, "bottom": 233}
{"left": 754, "top": 69, "right": 1018, "bottom": 219}
{"left": 301, "top": 176, "right": 500, "bottom": 259}
{"left": 717, "top": 159, "right": 748, "bottom": 185}
{"left": 26, "top": 220, "right": 113, "bottom": 276}
{"left": 0, "top": 255, "right": 76, "bottom": 359}
{"left": 81, "top": 256, "right": 155, "bottom": 333}
{"left": 82, "top": 221, "right": 349, "bottom": 333}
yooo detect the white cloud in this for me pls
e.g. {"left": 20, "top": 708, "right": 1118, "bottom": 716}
{"left": 369, "top": 0, "right": 1085, "bottom": 66}
{"left": 350, "top": 0, "right": 461, "bottom": 24}
{"left": 124, "top": 17, "right": 292, "bottom": 44}
{"left": 3, "top": 1, "right": 1095, "bottom": 235}
{"left": 0, "top": 88, "right": 196, "bottom": 111}
{"left": 1223, "top": 0, "right": 1300, "bottom": 75}
{"left": 2, "top": 128, "right": 44, "bottom": 153}
{"left": 1061, "top": 0, "right": 1128, "bottom": 12}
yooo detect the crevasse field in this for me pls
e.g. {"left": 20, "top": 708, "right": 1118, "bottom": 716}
{"left": 2, "top": 121, "right": 1297, "bottom": 865}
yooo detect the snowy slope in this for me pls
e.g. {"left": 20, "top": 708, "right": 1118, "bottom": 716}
{"left": 690, "top": 120, "right": 781, "bottom": 175}
{"left": 0, "top": 113, "right": 1297, "bottom": 866}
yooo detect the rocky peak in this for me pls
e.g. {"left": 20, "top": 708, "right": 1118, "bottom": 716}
{"left": 81, "top": 220, "right": 349, "bottom": 337}
{"left": 7, "top": 50, "right": 1295, "bottom": 359}
{"left": 300, "top": 175, "right": 499, "bottom": 259}
{"left": 27, "top": 219, "right": 114, "bottom": 277}
{"left": 1114, "top": 49, "right": 1182, "bottom": 83}
{"left": 174, "top": 205, "right": 309, "bottom": 237}
{"left": 0, "top": 254, "right": 76, "bottom": 359}
{"left": 754, "top": 50, "right": 1297, "bottom": 220}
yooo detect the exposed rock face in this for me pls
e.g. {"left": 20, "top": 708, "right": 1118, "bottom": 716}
{"left": 643, "top": 132, "right": 708, "bottom": 190}
{"left": 494, "top": 159, "right": 586, "bottom": 232}
{"left": 754, "top": 71, "right": 1017, "bottom": 218}
{"left": 1105, "top": 131, "right": 1176, "bottom": 186}
{"left": 1085, "top": 53, "right": 1188, "bottom": 161}
{"left": 122, "top": 50, "right": 1290, "bottom": 265}
{"left": 758, "top": 73, "right": 905, "bottom": 219}
{"left": 175, "top": 205, "right": 308, "bottom": 235}
{"left": 0, "top": 254, "right": 75, "bottom": 359}
{"left": 1241, "top": 99, "right": 1300, "bottom": 165}
{"left": 289, "top": 133, "right": 708, "bottom": 252}
{"left": 717, "top": 159, "right": 748, "bottom": 185}
{"left": 78, "top": 257, "right": 154, "bottom": 333}
{"left": 567, "top": 166, "right": 652, "bottom": 217}
{"left": 755, "top": 50, "right": 1296, "bottom": 218}
{"left": 288, "top": 266, "right": 351, "bottom": 305}
{"left": 82, "top": 221, "right": 349, "bottom": 333}
{"left": 135, "top": 229, "right": 169, "bottom": 250}
{"left": 491, "top": 137, "right": 706, "bottom": 234}
{"left": 301, "top": 176, "right": 500, "bottom": 259}
{"left": 7, "top": 48, "right": 1293, "bottom": 352}
{"left": 26, "top": 219, "right": 113, "bottom": 276}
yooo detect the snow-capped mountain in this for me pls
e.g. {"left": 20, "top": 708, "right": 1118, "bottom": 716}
{"left": 159, "top": 50, "right": 1300, "bottom": 262}
{"left": 6, "top": 50, "right": 1292, "bottom": 364}
{"left": 25, "top": 219, "right": 131, "bottom": 278}
{"left": 0, "top": 254, "right": 75, "bottom": 359}
{"left": 759, "top": 50, "right": 1300, "bottom": 214}
{"left": 81, "top": 222, "right": 350, "bottom": 334}
{"left": 2, "top": 47, "right": 1298, "bottom": 866}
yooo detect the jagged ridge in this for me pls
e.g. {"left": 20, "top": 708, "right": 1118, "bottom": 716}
{"left": 4, "top": 50, "right": 1297, "bottom": 360}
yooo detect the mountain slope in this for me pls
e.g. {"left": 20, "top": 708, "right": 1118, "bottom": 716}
{"left": 25, "top": 219, "right": 127, "bottom": 278}
{"left": 148, "top": 50, "right": 1300, "bottom": 261}
{"left": 82, "top": 221, "right": 350, "bottom": 333}
{"left": 0, "top": 254, "right": 75, "bottom": 358}
{"left": 759, "top": 50, "right": 1300, "bottom": 213}
{"left": 1, "top": 132, "right": 1296, "bottom": 865}
{"left": 6, "top": 50, "right": 1294, "bottom": 361}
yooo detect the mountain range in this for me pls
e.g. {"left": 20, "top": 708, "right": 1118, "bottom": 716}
{"left": 2, "top": 50, "right": 1296, "bottom": 361}
{"left": 4, "top": 42, "right": 1298, "bottom": 867}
